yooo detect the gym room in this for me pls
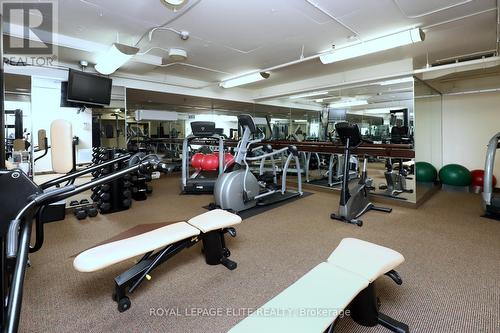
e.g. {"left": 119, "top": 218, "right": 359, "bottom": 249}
{"left": 0, "top": 1, "right": 499, "bottom": 332}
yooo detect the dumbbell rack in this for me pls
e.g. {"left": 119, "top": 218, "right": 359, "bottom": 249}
{"left": 130, "top": 171, "right": 152, "bottom": 201}
{"left": 91, "top": 147, "right": 133, "bottom": 214}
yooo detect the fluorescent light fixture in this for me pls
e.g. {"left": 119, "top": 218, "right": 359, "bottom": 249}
{"left": 320, "top": 28, "right": 424, "bottom": 64}
{"left": 219, "top": 72, "right": 270, "bottom": 88}
{"left": 270, "top": 118, "right": 289, "bottom": 124}
{"left": 379, "top": 77, "right": 414, "bottom": 85}
{"left": 329, "top": 100, "right": 368, "bottom": 108}
{"left": 293, "top": 120, "right": 308, "bottom": 123}
{"left": 315, "top": 99, "right": 324, "bottom": 103}
{"left": 95, "top": 43, "right": 139, "bottom": 75}
{"left": 289, "top": 91, "right": 329, "bottom": 99}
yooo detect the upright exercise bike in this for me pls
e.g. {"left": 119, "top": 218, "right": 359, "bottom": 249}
{"left": 331, "top": 122, "right": 392, "bottom": 226}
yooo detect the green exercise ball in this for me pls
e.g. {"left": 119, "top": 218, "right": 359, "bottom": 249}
{"left": 439, "top": 164, "right": 472, "bottom": 186}
{"left": 416, "top": 162, "right": 438, "bottom": 183}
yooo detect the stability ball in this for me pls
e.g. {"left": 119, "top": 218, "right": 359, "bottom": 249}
{"left": 191, "top": 153, "right": 205, "bottom": 169}
{"left": 201, "top": 153, "right": 219, "bottom": 171}
{"left": 471, "top": 169, "right": 497, "bottom": 188}
{"left": 439, "top": 164, "right": 472, "bottom": 186}
{"left": 415, "top": 162, "right": 437, "bottom": 183}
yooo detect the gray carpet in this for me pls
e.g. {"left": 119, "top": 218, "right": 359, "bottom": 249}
{"left": 20, "top": 175, "right": 500, "bottom": 332}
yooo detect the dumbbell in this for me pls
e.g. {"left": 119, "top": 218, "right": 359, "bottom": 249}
{"left": 123, "top": 190, "right": 131, "bottom": 198}
{"left": 86, "top": 206, "right": 98, "bottom": 218}
{"left": 100, "top": 192, "right": 111, "bottom": 201}
{"left": 101, "top": 184, "right": 110, "bottom": 192}
{"left": 146, "top": 186, "right": 153, "bottom": 194}
{"left": 69, "top": 200, "right": 79, "bottom": 207}
{"left": 122, "top": 181, "right": 132, "bottom": 188}
{"left": 123, "top": 174, "right": 131, "bottom": 181}
{"left": 99, "top": 202, "right": 111, "bottom": 213}
{"left": 122, "top": 198, "right": 131, "bottom": 208}
{"left": 74, "top": 208, "right": 88, "bottom": 220}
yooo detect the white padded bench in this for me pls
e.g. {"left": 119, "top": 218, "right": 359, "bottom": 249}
{"left": 74, "top": 209, "right": 241, "bottom": 272}
{"left": 229, "top": 238, "right": 408, "bottom": 333}
{"left": 73, "top": 209, "right": 242, "bottom": 312}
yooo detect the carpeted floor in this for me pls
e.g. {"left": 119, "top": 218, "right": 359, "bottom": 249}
{"left": 20, "top": 174, "right": 500, "bottom": 333}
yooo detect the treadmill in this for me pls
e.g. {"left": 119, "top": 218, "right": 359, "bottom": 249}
{"left": 181, "top": 121, "right": 224, "bottom": 194}
{"left": 482, "top": 132, "right": 500, "bottom": 218}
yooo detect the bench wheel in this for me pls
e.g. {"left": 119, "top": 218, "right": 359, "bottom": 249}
{"left": 118, "top": 297, "right": 131, "bottom": 312}
{"left": 222, "top": 248, "right": 231, "bottom": 258}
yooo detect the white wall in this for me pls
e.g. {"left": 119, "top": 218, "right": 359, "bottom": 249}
{"left": 31, "top": 77, "right": 92, "bottom": 172}
{"left": 442, "top": 91, "right": 500, "bottom": 180}
{"left": 415, "top": 95, "right": 443, "bottom": 168}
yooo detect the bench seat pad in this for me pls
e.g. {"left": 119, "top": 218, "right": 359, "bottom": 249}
{"left": 188, "top": 209, "right": 242, "bottom": 233}
{"left": 74, "top": 222, "right": 200, "bottom": 272}
{"left": 228, "top": 262, "right": 368, "bottom": 333}
{"left": 327, "top": 238, "right": 405, "bottom": 282}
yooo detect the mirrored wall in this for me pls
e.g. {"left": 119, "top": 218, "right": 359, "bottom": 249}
{"left": 124, "top": 79, "right": 422, "bottom": 204}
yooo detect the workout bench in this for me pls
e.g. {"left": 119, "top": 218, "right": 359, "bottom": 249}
{"left": 229, "top": 238, "right": 409, "bottom": 333}
{"left": 73, "top": 209, "right": 242, "bottom": 312}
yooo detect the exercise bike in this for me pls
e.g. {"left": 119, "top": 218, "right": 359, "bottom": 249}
{"left": 330, "top": 122, "right": 392, "bottom": 227}
{"left": 213, "top": 114, "right": 303, "bottom": 213}
{"left": 378, "top": 158, "right": 414, "bottom": 199}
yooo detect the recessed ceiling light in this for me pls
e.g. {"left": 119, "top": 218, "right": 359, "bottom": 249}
{"left": 162, "top": 0, "right": 185, "bottom": 5}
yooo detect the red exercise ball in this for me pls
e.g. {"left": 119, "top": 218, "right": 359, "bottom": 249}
{"left": 201, "top": 153, "right": 219, "bottom": 171}
{"left": 224, "top": 153, "right": 235, "bottom": 167}
{"left": 471, "top": 169, "right": 497, "bottom": 188}
{"left": 191, "top": 153, "right": 205, "bottom": 169}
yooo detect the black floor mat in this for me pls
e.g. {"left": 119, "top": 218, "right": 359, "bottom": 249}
{"left": 481, "top": 213, "right": 500, "bottom": 221}
{"left": 204, "top": 191, "right": 313, "bottom": 219}
{"left": 306, "top": 178, "right": 341, "bottom": 189}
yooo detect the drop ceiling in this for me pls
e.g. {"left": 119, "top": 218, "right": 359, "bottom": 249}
{"left": 5, "top": 0, "right": 499, "bottom": 103}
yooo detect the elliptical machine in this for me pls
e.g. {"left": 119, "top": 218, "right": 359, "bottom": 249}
{"left": 330, "top": 122, "right": 392, "bottom": 226}
{"left": 213, "top": 114, "right": 302, "bottom": 213}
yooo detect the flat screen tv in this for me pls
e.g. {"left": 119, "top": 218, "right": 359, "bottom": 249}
{"left": 66, "top": 69, "right": 112, "bottom": 106}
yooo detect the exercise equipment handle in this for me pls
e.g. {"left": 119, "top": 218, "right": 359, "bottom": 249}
{"left": 7, "top": 185, "right": 76, "bottom": 258}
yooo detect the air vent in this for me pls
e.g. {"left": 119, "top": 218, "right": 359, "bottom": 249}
{"left": 431, "top": 51, "right": 496, "bottom": 67}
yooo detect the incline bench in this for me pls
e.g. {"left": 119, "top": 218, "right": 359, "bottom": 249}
{"left": 74, "top": 209, "right": 242, "bottom": 312}
{"left": 229, "top": 238, "right": 409, "bottom": 333}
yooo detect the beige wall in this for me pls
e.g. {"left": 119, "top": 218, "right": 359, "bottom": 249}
{"left": 442, "top": 91, "right": 500, "bottom": 180}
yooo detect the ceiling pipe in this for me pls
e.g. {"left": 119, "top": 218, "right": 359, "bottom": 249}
{"left": 392, "top": 0, "right": 473, "bottom": 19}
{"left": 254, "top": 55, "right": 500, "bottom": 101}
{"left": 134, "top": 0, "right": 202, "bottom": 47}
{"left": 226, "top": 5, "right": 495, "bottom": 87}
{"left": 303, "top": 0, "right": 361, "bottom": 39}
{"left": 159, "top": 62, "right": 232, "bottom": 75}
{"left": 422, "top": 7, "right": 496, "bottom": 29}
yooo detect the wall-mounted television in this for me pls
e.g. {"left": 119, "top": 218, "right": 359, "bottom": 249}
{"left": 66, "top": 69, "right": 112, "bottom": 106}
